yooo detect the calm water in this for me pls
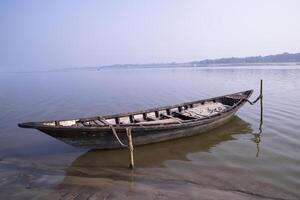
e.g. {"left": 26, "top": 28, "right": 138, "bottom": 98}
{"left": 1, "top": 66, "right": 300, "bottom": 199}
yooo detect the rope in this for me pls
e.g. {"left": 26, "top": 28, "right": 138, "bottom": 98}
{"left": 126, "top": 127, "right": 134, "bottom": 152}
{"left": 242, "top": 94, "right": 263, "bottom": 105}
{"left": 109, "top": 124, "right": 127, "bottom": 147}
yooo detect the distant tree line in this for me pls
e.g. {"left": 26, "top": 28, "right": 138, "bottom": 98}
{"left": 191, "top": 52, "right": 300, "bottom": 65}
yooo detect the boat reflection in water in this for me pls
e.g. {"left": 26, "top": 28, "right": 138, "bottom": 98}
{"left": 63, "top": 116, "right": 253, "bottom": 179}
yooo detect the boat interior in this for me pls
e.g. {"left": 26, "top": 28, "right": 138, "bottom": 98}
{"left": 43, "top": 94, "right": 246, "bottom": 127}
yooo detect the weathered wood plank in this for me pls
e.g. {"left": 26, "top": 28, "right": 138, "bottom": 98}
{"left": 160, "top": 113, "right": 182, "bottom": 123}
{"left": 143, "top": 113, "right": 147, "bottom": 120}
{"left": 129, "top": 115, "right": 134, "bottom": 123}
{"left": 146, "top": 116, "right": 156, "bottom": 121}
{"left": 178, "top": 106, "right": 182, "bottom": 112}
{"left": 82, "top": 121, "right": 90, "bottom": 126}
{"left": 76, "top": 122, "right": 84, "bottom": 127}
{"left": 137, "top": 118, "right": 181, "bottom": 125}
{"left": 98, "top": 118, "right": 110, "bottom": 125}
{"left": 94, "top": 120, "right": 104, "bottom": 125}
{"left": 89, "top": 121, "right": 97, "bottom": 126}
{"left": 166, "top": 109, "right": 171, "bottom": 115}
{"left": 155, "top": 111, "right": 159, "bottom": 118}
{"left": 134, "top": 119, "right": 142, "bottom": 123}
{"left": 172, "top": 111, "right": 197, "bottom": 120}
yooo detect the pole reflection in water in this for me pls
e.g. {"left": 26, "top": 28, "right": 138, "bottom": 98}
{"left": 252, "top": 118, "right": 262, "bottom": 157}
{"left": 251, "top": 79, "right": 263, "bottom": 157}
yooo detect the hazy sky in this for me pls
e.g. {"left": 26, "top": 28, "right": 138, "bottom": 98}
{"left": 1, "top": 0, "right": 300, "bottom": 71}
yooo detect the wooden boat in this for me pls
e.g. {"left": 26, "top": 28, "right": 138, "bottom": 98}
{"left": 18, "top": 90, "right": 253, "bottom": 149}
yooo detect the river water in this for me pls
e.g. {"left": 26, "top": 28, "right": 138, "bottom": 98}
{"left": 0, "top": 65, "right": 300, "bottom": 199}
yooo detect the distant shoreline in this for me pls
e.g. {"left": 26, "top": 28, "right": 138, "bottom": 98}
{"left": 94, "top": 62, "right": 300, "bottom": 70}
{"left": 85, "top": 52, "right": 300, "bottom": 70}
{"left": 1, "top": 52, "right": 300, "bottom": 73}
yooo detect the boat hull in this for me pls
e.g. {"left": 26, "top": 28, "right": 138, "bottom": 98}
{"left": 39, "top": 107, "right": 238, "bottom": 149}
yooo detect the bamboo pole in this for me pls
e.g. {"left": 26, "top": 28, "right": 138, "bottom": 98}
{"left": 126, "top": 127, "right": 134, "bottom": 169}
{"left": 258, "top": 79, "right": 263, "bottom": 134}
{"left": 256, "top": 79, "right": 263, "bottom": 157}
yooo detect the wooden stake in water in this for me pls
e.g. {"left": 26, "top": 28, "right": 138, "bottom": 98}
{"left": 260, "top": 79, "right": 263, "bottom": 126}
{"left": 126, "top": 127, "right": 134, "bottom": 169}
{"left": 255, "top": 79, "right": 263, "bottom": 157}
